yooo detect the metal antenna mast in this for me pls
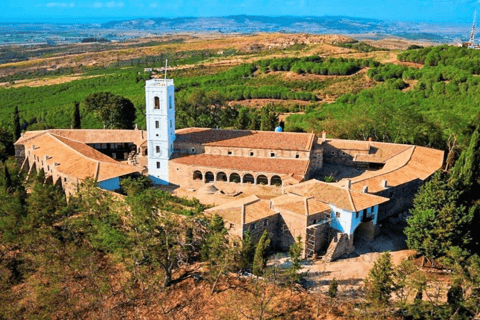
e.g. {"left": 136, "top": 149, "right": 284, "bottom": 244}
{"left": 164, "top": 59, "right": 168, "bottom": 80}
{"left": 469, "top": 11, "right": 477, "bottom": 48}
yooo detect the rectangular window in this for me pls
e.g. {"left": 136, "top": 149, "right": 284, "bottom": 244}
{"left": 156, "top": 146, "right": 160, "bottom": 153}
{"left": 169, "top": 96, "right": 172, "bottom": 109}
{"left": 156, "top": 162, "right": 160, "bottom": 169}
{"left": 295, "top": 154, "right": 300, "bottom": 159}
{"left": 356, "top": 212, "right": 359, "bottom": 219}
{"left": 170, "top": 119, "right": 172, "bottom": 128}
{"left": 154, "top": 97, "right": 160, "bottom": 109}
{"left": 228, "top": 151, "right": 232, "bottom": 155}
{"left": 336, "top": 212, "right": 341, "bottom": 218}
{"left": 191, "top": 147, "right": 195, "bottom": 153}
{"left": 270, "top": 152, "right": 275, "bottom": 157}
{"left": 250, "top": 151, "right": 254, "bottom": 156}
{"left": 155, "top": 121, "right": 159, "bottom": 129}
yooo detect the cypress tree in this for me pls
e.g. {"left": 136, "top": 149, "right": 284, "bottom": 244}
{"left": 252, "top": 230, "right": 271, "bottom": 276}
{"left": 13, "top": 106, "right": 21, "bottom": 141}
{"left": 328, "top": 278, "right": 338, "bottom": 300}
{"left": 71, "top": 101, "right": 81, "bottom": 129}
{"left": 365, "top": 252, "right": 395, "bottom": 305}
{"left": 4, "top": 165, "right": 12, "bottom": 191}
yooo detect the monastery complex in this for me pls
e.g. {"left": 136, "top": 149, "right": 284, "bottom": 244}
{"left": 14, "top": 78, "right": 444, "bottom": 260}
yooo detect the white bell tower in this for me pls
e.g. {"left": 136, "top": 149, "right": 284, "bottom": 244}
{"left": 145, "top": 78, "right": 176, "bottom": 185}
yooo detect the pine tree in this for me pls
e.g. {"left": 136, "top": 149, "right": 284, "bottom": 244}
{"left": 238, "top": 231, "right": 255, "bottom": 271}
{"left": 365, "top": 252, "right": 395, "bottom": 305}
{"left": 13, "top": 106, "right": 21, "bottom": 141}
{"left": 71, "top": 101, "right": 81, "bottom": 129}
{"left": 328, "top": 278, "right": 338, "bottom": 300}
{"left": 4, "top": 165, "right": 12, "bottom": 192}
{"left": 287, "top": 235, "right": 303, "bottom": 283}
{"left": 253, "top": 230, "right": 271, "bottom": 276}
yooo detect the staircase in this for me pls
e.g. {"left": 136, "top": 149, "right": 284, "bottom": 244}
{"left": 322, "top": 232, "right": 349, "bottom": 263}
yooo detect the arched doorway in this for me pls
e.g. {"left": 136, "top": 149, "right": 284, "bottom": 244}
{"left": 229, "top": 173, "right": 241, "bottom": 183}
{"left": 193, "top": 171, "right": 203, "bottom": 181}
{"left": 243, "top": 174, "right": 254, "bottom": 184}
{"left": 271, "top": 175, "right": 282, "bottom": 186}
{"left": 205, "top": 171, "right": 214, "bottom": 183}
{"left": 256, "top": 175, "right": 268, "bottom": 185}
{"left": 216, "top": 172, "right": 227, "bottom": 182}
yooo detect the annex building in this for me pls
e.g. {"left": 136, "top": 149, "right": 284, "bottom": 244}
{"left": 14, "top": 78, "right": 444, "bottom": 260}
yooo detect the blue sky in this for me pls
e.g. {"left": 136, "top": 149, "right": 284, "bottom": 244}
{"left": 1, "top": 0, "right": 479, "bottom": 24}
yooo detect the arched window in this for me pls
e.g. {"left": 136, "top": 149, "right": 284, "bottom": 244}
{"left": 205, "top": 172, "right": 214, "bottom": 183}
{"left": 154, "top": 97, "right": 160, "bottom": 109}
{"left": 216, "top": 172, "right": 227, "bottom": 182}
{"left": 243, "top": 174, "right": 254, "bottom": 184}
{"left": 193, "top": 171, "right": 203, "bottom": 181}
{"left": 256, "top": 175, "right": 268, "bottom": 185}
{"left": 229, "top": 173, "right": 241, "bottom": 183}
{"left": 271, "top": 175, "right": 282, "bottom": 186}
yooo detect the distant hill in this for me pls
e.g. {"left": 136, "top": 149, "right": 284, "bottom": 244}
{"left": 101, "top": 15, "right": 467, "bottom": 43}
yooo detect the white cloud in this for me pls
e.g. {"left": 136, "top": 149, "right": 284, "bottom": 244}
{"left": 106, "top": 1, "right": 115, "bottom": 7}
{"left": 70, "top": 2, "right": 75, "bottom": 7}
{"left": 104, "top": 2, "right": 124, "bottom": 8}
{"left": 151, "top": 3, "right": 157, "bottom": 7}
{"left": 94, "top": 2, "right": 103, "bottom": 7}
{"left": 46, "top": 2, "right": 68, "bottom": 7}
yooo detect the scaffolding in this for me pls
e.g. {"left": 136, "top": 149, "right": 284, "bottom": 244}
{"left": 305, "top": 218, "right": 332, "bottom": 258}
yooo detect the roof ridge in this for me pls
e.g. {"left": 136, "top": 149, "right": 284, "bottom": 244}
{"left": 48, "top": 133, "right": 96, "bottom": 162}
{"left": 345, "top": 187, "right": 356, "bottom": 212}
{"left": 351, "top": 147, "right": 416, "bottom": 185}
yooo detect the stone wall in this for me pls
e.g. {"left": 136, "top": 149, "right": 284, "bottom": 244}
{"left": 14, "top": 144, "right": 25, "bottom": 164}
{"left": 277, "top": 209, "right": 307, "bottom": 255}
{"left": 243, "top": 214, "right": 281, "bottom": 248}
{"left": 375, "top": 179, "right": 423, "bottom": 221}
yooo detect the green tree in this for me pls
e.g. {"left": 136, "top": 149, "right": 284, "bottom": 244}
{"left": 405, "top": 171, "right": 474, "bottom": 260}
{"left": 237, "top": 231, "right": 256, "bottom": 271}
{"left": 13, "top": 106, "right": 21, "bottom": 141}
{"left": 84, "top": 92, "right": 136, "bottom": 129}
{"left": 287, "top": 235, "right": 303, "bottom": 284}
{"left": 260, "top": 105, "right": 278, "bottom": 131}
{"left": 71, "top": 101, "right": 81, "bottom": 129}
{"left": 365, "top": 252, "right": 395, "bottom": 305}
{"left": 253, "top": 230, "right": 271, "bottom": 276}
{"left": 236, "top": 107, "right": 251, "bottom": 130}
{"left": 328, "top": 278, "right": 338, "bottom": 301}
{"left": 0, "top": 128, "right": 14, "bottom": 162}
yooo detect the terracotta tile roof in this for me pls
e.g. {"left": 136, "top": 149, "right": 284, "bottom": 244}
{"left": 171, "top": 154, "right": 310, "bottom": 175}
{"left": 206, "top": 195, "right": 277, "bottom": 224}
{"left": 20, "top": 132, "right": 140, "bottom": 182}
{"left": 16, "top": 129, "right": 147, "bottom": 146}
{"left": 273, "top": 194, "right": 331, "bottom": 216}
{"left": 175, "top": 128, "right": 315, "bottom": 152}
{"left": 284, "top": 180, "right": 389, "bottom": 212}
{"left": 345, "top": 146, "right": 444, "bottom": 193}
{"left": 324, "top": 138, "right": 413, "bottom": 164}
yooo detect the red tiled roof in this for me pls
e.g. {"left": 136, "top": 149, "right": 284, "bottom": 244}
{"left": 175, "top": 128, "right": 315, "bottom": 152}
{"left": 20, "top": 133, "right": 140, "bottom": 182}
{"left": 285, "top": 179, "right": 389, "bottom": 212}
{"left": 171, "top": 154, "right": 310, "bottom": 175}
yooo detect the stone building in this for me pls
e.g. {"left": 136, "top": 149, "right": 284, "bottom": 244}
{"left": 14, "top": 129, "right": 147, "bottom": 195}
{"left": 13, "top": 77, "right": 445, "bottom": 261}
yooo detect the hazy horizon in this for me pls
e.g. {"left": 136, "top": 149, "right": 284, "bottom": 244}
{"left": 1, "top": 0, "right": 479, "bottom": 25}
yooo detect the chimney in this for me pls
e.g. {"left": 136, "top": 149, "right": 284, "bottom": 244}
{"left": 321, "top": 131, "right": 327, "bottom": 142}
{"left": 381, "top": 180, "right": 388, "bottom": 188}
{"left": 21, "top": 133, "right": 24, "bottom": 138}
{"left": 363, "top": 186, "right": 369, "bottom": 193}
{"left": 304, "top": 197, "right": 309, "bottom": 216}
{"left": 134, "top": 124, "right": 138, "bottom": 130}
{"left": 346, "top": 179, "right": 352, "bottom": 190}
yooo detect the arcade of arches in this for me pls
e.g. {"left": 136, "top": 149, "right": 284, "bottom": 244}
{"left": 192, "top": 170, "right": 283, "bottom": 186}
